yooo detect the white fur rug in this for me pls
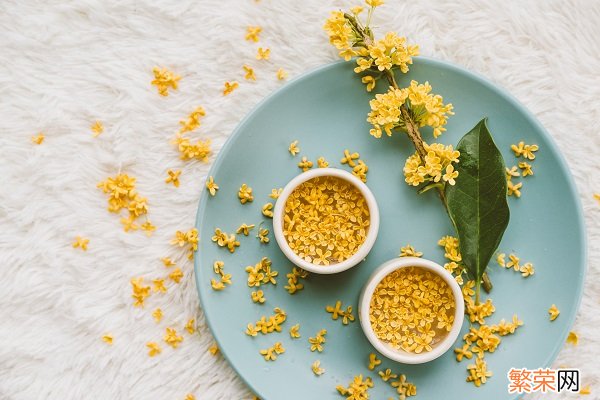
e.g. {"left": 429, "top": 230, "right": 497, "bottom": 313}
{"left": 1, "top": 0, "right": 599, "bottom": 399}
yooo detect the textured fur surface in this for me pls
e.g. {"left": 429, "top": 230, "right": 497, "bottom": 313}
{"left": 0, "top": 0, "right": 599, "bottom": 399}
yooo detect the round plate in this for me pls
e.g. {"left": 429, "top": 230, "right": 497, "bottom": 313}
{"left": 194, "top": 58, "right": 586, "bottom": 400}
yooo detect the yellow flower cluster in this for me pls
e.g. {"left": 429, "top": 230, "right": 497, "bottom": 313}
{"left": 151, "top": 67, "right": 180, "bottom": 96}
{"left": 97, "top": 173, "right": 154, "bottom": 234}
{"left": 437, "top": 235, "right": 465, "bottom": 284}
{"left": 284, "top": 267, "right": 309, "bottom": 294}
{"left": 317, "top": 157, "right": 329, "bottom": 168}
{"left": 236, "top": 223, "right": 255, "bottom": 236}
{"left": 323, "top": 11, "right": 354, "bottom": 56}
{"left": 370, "top": 267, "right": 456, "bottom": 353}
{"left": 355, "top": 32, "right": 419, "bottom": 73}
{"left": 245, "top": 308, "right": 287, "bottom": 337}
{"left": 325, "top": 300, "right": 355, "bottom": 325}
{"left": 308, "top": 329, "right": 327, "bottom": 352}
{"left": 311, "top": 360, "right": 325, "bottom": 376}
{"left": 171, "top": 228, "right": 199, "bottom": 259}
{"left": 212, "top": 228, "right": 240, "bottom": 253}
{"left": 211, "top": 260, "right": 232, "bottom": 291}
{"left": 507, "top": 141, "right": 538, "bottom": 198}
{"left": 336, "top": 375, "right": 373, "bottom": 400}
{"left": 390, "top": 374, "right": 417, "bottom": 399}
{"left": 131, "top": 277, "right": 150, "bottom": 307}
{"left": 245, "top": 256, "right": 278, "bottom": 287}
{"left": 179, "top": 106, "right": 205, "bottom": 133}
{"left": 497, "top": 252, "right": 535, "bottom": 278}
{"left": 259, "top": 342, "right": 285, "bottom": 361}
{"left": 404, "top": 143, "right": 460, "bottom": 187}
{"left": 283, "top": 176, "right": 370, "bottom": 265}
{"left": 399, "top": 244, "right": 422, "bottom": 257}
{"left": 172, "top": 106, "right": 211, "bottom": 162}
{"left": 368, "top": 81, "right": 454, "bottom": 139}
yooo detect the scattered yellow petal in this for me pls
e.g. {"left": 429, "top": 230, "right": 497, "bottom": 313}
{"left": 206, "top": 176, "right": 219, "bottom": 196}
{"left": 152, "top": 278, "right": 167, "bottom": 293}
{"left": 163, "top": 327, "right": 183, "bottom": 348}
{"left": 580, "top": 385, "right": 591, "bottom": 395}
{"left": 317, "top": 157, "right": 329, "bottom": 168}
{"left": 152, "top": 308, "right": 163, "bottom": 323}
{"left": 72, "top": 236, "right": 89, "bottom": 251}
{"left": 311, "top": 360, "right": 325, "bottom": 376}
{"left": 243, "top": 64, "right": 256, "bottom": 81}
{"left": 185, "top": 395, "right": 196, "bottom": 400}
{"left": 262, "top": 202, "right": 274, "bottom": 218}
{"left": 566, "top": 331, "right": 578, "bottom": 345}
{"left": 147, "top": 342, "right": 161, "bottom": 357}
{"left": 91, "top": 121, "right": 104, "bottom": 137}
{"left": 549, "top": 304, "right": 560, "bottom": 321}
{"left": 399, "top": 244, "right": 422, "bottom": 258}
{"left": 32, "top": 132, "right": 45, "bottom": 144}
{"left": 151, "top": 67, "right": 180, "bottom": 96}
{"left": 594, "top": 193, "right": 600, "bottom": 204}
{"left": 102, "top": 334, "right": 113, "bottom": 345}
{"left": 289, "top": 323, "right": 301, "bottom": 339}
{"left": 276, "top": 68, "right": 288, "bottom": 80}
{"left": 238, "top": 184, "right": 254, "bottom": 204}
{"left": 165, "top": 169, "right": 182, "bottom": 187}
{"left": 245, "top": 26, "right": 262, "bottom": 42}
{"left": 169, "top": 268, "right": 184, "bottom": 283}
{"left": 298, "top": 156, "right": 313, "bottom": 172}
{"left": 256, "top": 47, "right": 270, "bottom": 60}
{"left": 288, "top": 140, "right": 300, "bottom": 156}
{"left": 237, "top": 223, "right": 256, "bottom": 236}
{"left": 496, "top": 253, "right": 506, "bottom": 267}
{"left": 185, "top": 319, "right": 196, "bottom": 334}
{"left": 140, "top": 220, "right": 156, "bottom": 236}
{"left": 269, "top": 188, "right": 283, "bottom": 199}
{"left": 223, "top": 81, "right": 239, "bottom": 96}
{"left": 350, "top": 5, "right": 364, "bottom": 14}
{"left": 161, "top": 257, "right": 176, "bottom": 268}
{"left": 209, "top": 343, "right": 220, "bottom": 355}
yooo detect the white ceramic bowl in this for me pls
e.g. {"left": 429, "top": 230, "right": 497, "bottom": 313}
{"left": 359, "top": 257, "right": 465, "bottom": 364}
{"left": 272, "top": 168, "right": 379, "bottom": 274}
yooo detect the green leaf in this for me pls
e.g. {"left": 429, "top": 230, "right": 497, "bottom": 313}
{"left": 445, "top": 118, "right": 510, "bottom": 299}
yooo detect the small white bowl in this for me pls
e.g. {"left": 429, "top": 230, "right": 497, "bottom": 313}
{"left": 359, "top": 257, "right": 464, "bottom": 364}
{"left": 272, "top": 167, "right": 379, "bottom": 274}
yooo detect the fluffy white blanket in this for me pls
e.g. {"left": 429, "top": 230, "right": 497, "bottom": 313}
{"left": 1, "top": 0, "right": 598, "bottom": 399}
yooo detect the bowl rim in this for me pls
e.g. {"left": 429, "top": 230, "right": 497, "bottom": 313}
{"left": 272, "top": 167, "right": 380, "bottom": 274}
{"left": 359, "top": 256, "right": 465, "bottom": 364}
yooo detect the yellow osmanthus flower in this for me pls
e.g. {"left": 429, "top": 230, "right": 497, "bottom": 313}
{"left": 311, "top": 360, "right": 325, "bottom": 376}
{"left": 323, "top": 11, "right": 354, "bottom": 57}
{"left": 173, "top": 134, "right": 211, "bottom": 162}
{"left": 72, "top": 236, "right": 89, "bottom": 251}
{"left": 205, "top": 176, "right": 219, "bottom": 196}
{"left": 179, "top": 106, "right": 206, "bottom": 133}
{"left": 400, "top": 244, "right": 422, "bottom": 257}
{"left": 212, "top": 228, "right": 241, "bottom": 253}
{"left": 368, "top": 80, "right": 454, "bottom": 139}
{"left": 91, "top": 121, "right": 104, "bottom": 137}
{"left": 211, "top": 279, "right": 226, "bottom": 291}
{"left": 151, "top": 67, "right": 180, "bottom": 96}
{"left": 185, "top": 319, "right": 196, "bottom": 334}
{"left": 208, "top": 343, "right": 220, "bottom": 355}
{"left": 317, "top": 157, "right": 329, "bottom": 168}
{"left": 507, "top": 180, "right": 522, "bottom": 197}
{"left": 238, "top": 184, "right": 254, "bottom": 204}
{"left": 140, "top": 220, "right": 156, "bottom": 236}
{"left": 519, "top": 262, "right": 534, "bottom": 278}
{"left": 285, "top": 267, "right": 308, "bottom": 294}
{"left": 566, "top": 331, "right": 578, "bottom": 345}
{"left": 341, "top": 149, "right": 360, "bottom": 167}
{"left": 169, "top": 268, "right": 183, "bottom": 283}
{"left": 152, "top": 278, "right": 167, "bottom": 293}
{"left": 171, "top": 228, "right": 199, "bottom": 259}
{"left": 308, "top": 329, "right": 327, "bottom": 352}
{"left": 131, "top": 277, "right": 151, "bottom": 307}
{"left": 165, "top": 169, "right": 181, "bottom": 187}
{"left": 161, "top": 257, "right": 175, "bottom": 268}
{"left": 262, "top": 202, "right": 274, "bottom": 218}
{"left": 368, "top": 353, "right": 381, "bottom": 370}
{"left": 276, "top": 68, "right": 288, "bottom": 80}
{"left": 511, "top": 141, "right": 539, "bottom": 160}
{"left": 352, "top": 160, "right": 369, "bottom": 182}
{"left": 31, "top": 132, "right": 45, "bottom": 144}
{"left": 164, "top": 327, "right": 183, "bottom": 348}
{"left": 243, "top": 64, "right": 256, "bottom": 81}
{"left": 362, "top": 75, "right": 376, "bottom": 92}
{"left": 580, "top": 385, "right": 591, "bottom": 395}
{"left": 269, "top": 188, "right": 283, "bottom": 199}
{"left": 496, "top": 253, "right": 506, "bottom": 267}
{"left": 256, "top": 47, "right": 270, "bottom": 60}
{"left": 102, "top": 334, "right": 113, "bottom": 345}
{"left": 185, "top": 394, "right": 196, "bottom": 400}
{"left": 257, "top": 227, "right": 270, "bottom": 244}
{"left": 236, "top": 223, "right": 255, "bottom": 236}
{"left": 518, "top": 161, "right": 533, "bottom": 177}
{"left": 506, "top": 166, "right": 520, "bottom": 179}
{"left": 152, "top": 308, "right": 163, "bottom": 323}
{"left": 245, "top": 26, "right": 262, "bottom": 42}
{"left": 245, "top": 257, "right": 278, "bottom": 287}
{"left": 289, "top": 323, "right": 301, "bottom": 339}
{"left": 506, "top": 253, "right": 520, "bottom": 271}
{"left": 379, "top": 368, "right": 398, "bottom": 382}
{"left": 251, "top": 290, "right": 266, "bottom": 304}
{"left": 288, "top": 140, "right": 300, "bottom": 156}
{"left": 548, "top": 304, "right": 560, "bottom": 321}
{"left": 259, "top": 342, "right": 285, "bottom": 361}
{"left": 223, "top": 81, "right": 239, "bottom": 96}
{"left": 298, "top": 156, "right": 313, "bottom": 171}
{"left": 466, "top": 357, "right": 492, "bottom": 387}
{"left": 366, "top": 0, "right": 385, "bottom": 6}
{"left": 325, "top": 301, "right": 355, "bottom": 325}
{"left": 359, "top": 32, "right": 419, "bottom": 73}
{"left": 146, "top": 342, "right": 161, "bottom": 357}
{"left": 350, "top": 5, "right": 364, "bottom": 14}
{"left": 404, "top": 143, "right": 460, "bottom": 187}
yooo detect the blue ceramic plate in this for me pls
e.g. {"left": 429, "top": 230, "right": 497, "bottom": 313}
{"left": 194, "top": 58, "right": 586, "bottom": 400}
